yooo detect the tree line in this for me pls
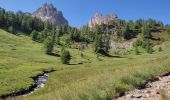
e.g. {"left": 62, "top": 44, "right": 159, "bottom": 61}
{"left": 1, "top": 7, "right": 169, "bottom": 63}
{"left": 0, "top": 8, "right": 53, "bottom": 34}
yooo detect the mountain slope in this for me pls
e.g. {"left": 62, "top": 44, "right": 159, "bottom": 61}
{"left": 0, "top": 29, "right": 60, "bottom": 96}
{"left": 1, "top": 29, "right": 170, "bottom": 100}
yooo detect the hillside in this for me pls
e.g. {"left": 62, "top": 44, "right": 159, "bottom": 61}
{"left": 0, "top": 29, "right": 170, "bottom": 100}
{"left": 0, "top": 2, "right": 170, "bottom": 100}
{"left": 0, "top": 29, "right": 60, "bottom": 96}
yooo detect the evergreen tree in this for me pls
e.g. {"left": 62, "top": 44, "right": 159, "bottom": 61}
{"left": 31, "top": 30, "right": 39, "bottom": 41}
{"left": 103, "top": 34, "right": 110, "bottom": 53}
{"left": 60, "top": 48, "right": 71, "bottom": 64}
{"left": 166, "top": 25, "right": 170, "bottom": 35}
{"left": 146, "top": 45, "right": 153, "bottom": 54}
{"left": 44, "top": 36, "right": 54, "bottom": 54}
{"left": 0, "top": 9, "right": 5, "bottom": 27}
{"left": 51, "top": 26, "right": 56, "bottom": 42}
{"left": 0, "top": 8, "right": 56, "bottom": 35}
{"left": 56, "top": 30, "right": 60, "bottom": 45}
{"left": 41, "top": 28, "right": 49, "bottom": 42}
{"left": 60, "top": 24, "right": 69, "bottom": 34}
{"left": 141, "top": 24, "right": 152, "bottom": 39}
{"left": 8, "top": 26, "right": 16, "bottom": 34}
{"left": 93, "top": 35, "right": 103, "bottom": 53}
{"left": 135, "top": 19, "right": 144, "bottom": 32}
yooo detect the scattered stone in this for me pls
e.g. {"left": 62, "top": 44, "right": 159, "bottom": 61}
{"left": 115, "top": 73, "right": 170, "bottom": 100}
{"left": 131, "top": 94, "right": 142, "bottom": 98}
{"left": 144, "top": 94, "right": 150, "bottom": 98}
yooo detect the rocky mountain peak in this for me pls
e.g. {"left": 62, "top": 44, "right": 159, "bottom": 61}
{"left": 94, "top": 12, "right": 103, "bottom": 18}
{"left": 32, "top": 3, "right": 68, "bottom": 27}
{"left": 88, "top": 13, "right": 118, "bottom": 27}
{"left": 105, "top": 13, "right": 117, "bottom": 20}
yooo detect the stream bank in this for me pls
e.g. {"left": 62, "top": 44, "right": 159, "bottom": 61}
{"left": 0, "top": 70, "right": 55, "bottom": 100}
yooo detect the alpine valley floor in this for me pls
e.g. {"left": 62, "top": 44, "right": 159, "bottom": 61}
{"left": 1, "top": 29, "right": 170, "bottom": 100}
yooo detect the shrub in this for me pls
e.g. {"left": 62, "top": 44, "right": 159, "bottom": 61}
{"left": 134, "top": 46, "right": 139, "bottom": 55}
{"left": 146, "top": 45, "right": 153, "bottom": 54}
{"left": 80, "top": 52, "right": 84, "bottom": 58}
{"left": 133, "top": 39, "right": 142, "bottom": 47}
{"left": 159, "top": 47, "right": 162, "bottom": 52}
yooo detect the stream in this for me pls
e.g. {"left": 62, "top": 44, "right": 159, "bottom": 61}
{"left": 1, "top": 70, "right": 55, "bottom": 99}
{"left": 22, "top": 72, "right": 49, "bottom": 97}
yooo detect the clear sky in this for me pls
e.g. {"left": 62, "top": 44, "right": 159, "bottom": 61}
{"left": 0, "top": 0, "right": 169, "bottom": 27}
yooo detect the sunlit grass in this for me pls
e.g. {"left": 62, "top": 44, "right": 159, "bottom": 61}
{"left": 1, "top": 29, "right": 170, "bottom": 100}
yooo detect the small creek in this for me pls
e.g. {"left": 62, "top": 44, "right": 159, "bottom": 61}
{"left": 1, "top": 70, "right": 55, "bottom": 99}
{"left": 22, "top": 72, "right": 49, "bottom": 96}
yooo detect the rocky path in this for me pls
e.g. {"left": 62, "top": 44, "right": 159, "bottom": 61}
{"left": 115, "top": 74, "right": 170, "bottom": 100}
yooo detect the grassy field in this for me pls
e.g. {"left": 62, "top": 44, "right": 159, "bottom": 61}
{"left": 1, "top": 29, "right": 170, "bottom": 100}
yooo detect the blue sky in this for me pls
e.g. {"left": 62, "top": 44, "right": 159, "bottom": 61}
{"left": 0, "top": 0, "right": 169, "bottom": 27}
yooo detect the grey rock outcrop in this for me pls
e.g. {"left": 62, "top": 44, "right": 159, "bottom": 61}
{"left": 110, "top": 41, "right": 133, "bottom": 50}
{"left": 88, "top": 13, "right": 118, "bottom": 27}
{"left": 32, "top": 3, "right": 68, "bottom": 26}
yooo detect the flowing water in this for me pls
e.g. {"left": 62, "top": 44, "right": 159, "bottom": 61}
{"left": 1, "top": 70, "right": 55, "bottom": 99}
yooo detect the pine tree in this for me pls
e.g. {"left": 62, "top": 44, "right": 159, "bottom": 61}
{"left": 44, "top": 36, "right": 54, "bottom": 54}
{"left": 146, "top": 45, "right": 153, "bottom": 54}
{"left": 51, "top": 26, "right": 56, "bottom": 42}
{"left": 60, "top": 48, "right": 71, "bottom": 64}
{"left": 93, "top": 35, "right": 103, "bottom": 53}
{"left": 31, "top": 30, "right": 39, "bottom": 41}
{"left": 141, "top": 24, "right": 152, "bottom": 39}
{"left": 166, "top": 25, "right": 170, "bottom": 35}
{"left": 8, "top": 26, "right": 16, "bottom": 34}
{"left": 41, "top": 28, "right": 48, "bottom": 41}
{"left": 56, "top": 31, "right": 60, "bottom": 45}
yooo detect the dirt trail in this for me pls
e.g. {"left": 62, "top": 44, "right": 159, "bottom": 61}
{"left": 115, "top": 74, "right": 170, "bottom": 100}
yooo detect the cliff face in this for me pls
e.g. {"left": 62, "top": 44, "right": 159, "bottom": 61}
{"left": 32, "top": 3, "right": 68, "bottom": 26}
{"left": 88, "top": 13, "right": 118, "bottom": 27}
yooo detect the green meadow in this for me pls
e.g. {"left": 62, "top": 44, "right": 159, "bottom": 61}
{"left": 0, "top": 29, "right": 170, "bottom": 100}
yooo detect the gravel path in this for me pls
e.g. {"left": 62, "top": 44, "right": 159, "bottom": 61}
{"left": 115, "top": 74, "right": 170, "bottom": 100}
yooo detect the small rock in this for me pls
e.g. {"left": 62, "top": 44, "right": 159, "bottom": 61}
{"left": 125, "top": 94, "right": 131, "bottom": 98}
{"left": 146, "top": 90, "right": 151, "bottom": 93}
{"left": 156, "top": 91, "right": 160, "bottom": 94}
{"left": 146, "top": 83, "right": 152, "bottom": 88}
{"left": 143, "top": 94, "right": 150, "bottom": 98}
{"left": 131, "top": 94, "right": 142, "bottom": 98}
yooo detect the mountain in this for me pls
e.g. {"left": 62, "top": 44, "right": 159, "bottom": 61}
{"left": 88, "top": 13, "right": 118, "bottom": 27}
{"left": 32, "top": 3, "right": 68, "bottom": 27}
